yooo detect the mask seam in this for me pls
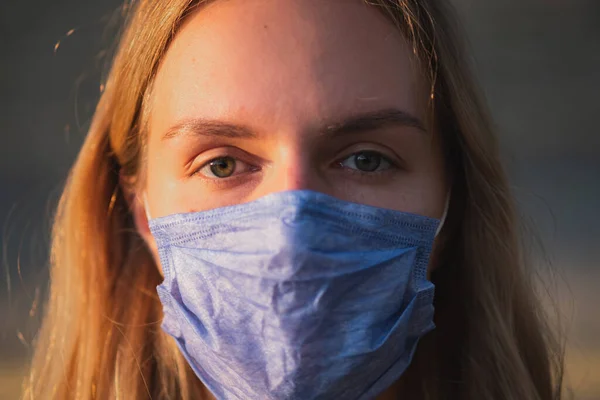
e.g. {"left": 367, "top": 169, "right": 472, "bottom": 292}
{"left": 150, "top": 203, "right": 439, "bottom": 231}
{"left": 152, "top": 209, "right": 437, "bottom": 246}
{"left": 164, "top": 226, "right": 434, "bottom": 248}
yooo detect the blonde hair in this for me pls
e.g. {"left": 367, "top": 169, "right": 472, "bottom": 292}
{"left": 25, "top": 0, "right": 564, "bottom": 399}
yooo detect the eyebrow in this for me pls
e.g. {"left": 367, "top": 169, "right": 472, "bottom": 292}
{"left": 323, "top": 108, "right": 426, "bottom": 136}
{"left": 162, "top": 108, "right": 426, "bottom": 141}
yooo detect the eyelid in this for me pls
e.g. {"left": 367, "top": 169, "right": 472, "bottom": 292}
{"left": 188, "top": 146, "right": 256, "bottom": 167}
{"left": 188, "top": 147, "right": 263, "bottom": 178}
{"left": 333, "top": 146, "right": 402, "bottom": 169}
{"left": 338, "top": 151, "right": 394, "bottom": 172}
{"left": 198, "top": 157, "right": 244, "bottom": 178}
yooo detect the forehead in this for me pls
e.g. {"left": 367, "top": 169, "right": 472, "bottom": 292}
{"left": 149, "top": 0, "right": 424, "bottom": 133}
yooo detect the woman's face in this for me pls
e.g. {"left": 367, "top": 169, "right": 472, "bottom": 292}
{"left": 136, "top": 0, "right": 448, "bottom": 261}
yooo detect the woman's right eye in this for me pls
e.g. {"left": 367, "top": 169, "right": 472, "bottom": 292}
{"left": 195, "top": 156, "right": 255, "bottom": 179}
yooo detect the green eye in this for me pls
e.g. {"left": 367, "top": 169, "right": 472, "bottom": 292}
{"left": 196, "top": 155, "right": 258, "bottom": 180}
{"left": 205, "top": 157, "right": 236, "bottom": 178}
{"left": 340, "top": 151, "right": 392, "bottom": 172}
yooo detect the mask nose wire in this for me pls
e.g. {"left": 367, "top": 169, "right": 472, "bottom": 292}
{"left": 144, "top": 191, "right": 451, "bottom": 234}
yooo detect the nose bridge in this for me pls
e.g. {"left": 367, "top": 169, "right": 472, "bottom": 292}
{"left": 271, "top": 144, "right": 313, "bottom": 191}
{"left": 252, "top": 141, "right": 324, "bottom": 199}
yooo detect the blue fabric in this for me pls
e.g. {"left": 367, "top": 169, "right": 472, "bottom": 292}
{"left": 149, "top": 190, "right": 439, "bottom": 400}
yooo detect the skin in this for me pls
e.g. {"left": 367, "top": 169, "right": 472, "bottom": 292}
{"left": 130, "top": 0, "right": 448, "bottom": 398}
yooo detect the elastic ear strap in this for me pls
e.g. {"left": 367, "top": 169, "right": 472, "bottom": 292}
{"left": 434, "top": 194, "right": 450, "bottom": 238}
{"left": 143, "top": 193, "right": 152, "bottom": 221}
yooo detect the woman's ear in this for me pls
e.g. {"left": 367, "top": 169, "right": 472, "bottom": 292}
{"left": 119, "top": 173, "right": 159, "bottom": 259}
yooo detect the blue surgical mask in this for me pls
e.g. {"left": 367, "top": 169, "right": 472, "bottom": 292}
{"left": 148, "top": 190, "right": 444, "bottom": 400}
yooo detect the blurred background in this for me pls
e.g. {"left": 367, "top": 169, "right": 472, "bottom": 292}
{"left": 0, "top": 0, "right": 598, "bottom": 398}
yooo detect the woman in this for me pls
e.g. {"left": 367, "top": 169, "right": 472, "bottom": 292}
{"left": 25, "top": 0, "right": 564, "bottom": 399}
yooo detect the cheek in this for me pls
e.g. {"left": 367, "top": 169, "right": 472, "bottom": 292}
{"left": 427, "top": 240, "right": 443, "bottom": 278}
{"left": 425, "top": 195, "right": 451, "bottom": 277}
{"left": 144, "top": 141, "right": 197, "bottom": 217}
{"left": 152, "top": 248, "right": 164, "bottom": 277}
{"left": 351, "top": 155, "right": 446, "bottom": 218}
{"left": 131, "top": 193, "right": 165, "bottom": 276}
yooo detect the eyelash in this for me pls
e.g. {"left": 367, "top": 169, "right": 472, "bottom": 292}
{"left": 334, "top": 151, "right": 398, "bottom": 175}
{"left": 189, "top": 158, "right": 252, "bottom": 184}
{"left": 191, "top": 150, "right": 400, "bottom": 181}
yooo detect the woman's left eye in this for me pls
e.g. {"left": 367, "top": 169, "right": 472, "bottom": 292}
{"left": 195, "top": 156, "right": 256, "bottom": 179}
{"left": 337, "top": 151, "right": 394, "bottom": 173}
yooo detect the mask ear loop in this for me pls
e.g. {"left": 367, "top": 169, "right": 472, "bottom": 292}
{"left": 434, "top": 194, "right": 451, "bottom": 238}
{"left": 143, "top": 193, "right": 152, "bottom": 221}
